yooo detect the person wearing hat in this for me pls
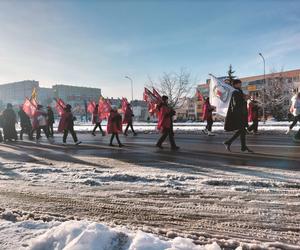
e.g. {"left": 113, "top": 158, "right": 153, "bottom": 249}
{"left": 123, "top": 103, "right": 137, "bottom": 136}
{"left": 58, "top": 104, "right": 81, "bottom": 145}
{"left": 224, "top": 79, "right": 253, "bottom": 152}
{"left": 47, "top": 106, "right": 55, "bottom": 137}
{"left": 156, "top": 95, "right": 179, "bottom": 150}
{"left": 1, "top": 103, "right": 18, "bottom": 142}
{"left": 18, "top": 105, "right": 33, "bottom": 140}
{"left": 107, "top": 106, "right": 123, "bottom": 147}
{"left": 32, "top": 104, "right": 51, "bottom": 142}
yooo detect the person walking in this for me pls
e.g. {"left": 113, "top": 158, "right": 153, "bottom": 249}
{"left": 156, "top": 95, "right": 179, "bottom": 150}
{"left": 32, "top": 105, "right": 51, "bottom": 142}
{"left": 91, "top": 104, "right": 105, "bottom": 136}
{"left": 223, "top": 79, "right": 253, "bottom": 153}
{"left": 18, "top": 106, "right": 33, "bottom": 140}
{"left": 58, "top": 104, "right": 81, "bottom": 145}
{"left": 1, "top": 103, "right": 18, "bottom": 142}
{"left": 202, "top": 97, "right": 215, "bottom": 136}
{"left": 286, "top": 92, "right": 300, "bottom": 134}
{"left": 123, "top": 103, "right": 137, "bottom": 136}
{"left": 47, "top": 106, "right": 55, "bottom": 137}
{"left": 107, "top": 107, "right": 124, "bottom": 147}
{"left": 247, "top": 95, "right": 260, "bottom": 134}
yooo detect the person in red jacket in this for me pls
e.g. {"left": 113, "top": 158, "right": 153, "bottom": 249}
{"left": 123, "top": 103, "right": 137, "bottom": 136}
{"left": 92, "top": 104, "right": 105, "bottom": 136}
{"left": 156, "top": 95, "right": 179, "bottom": 150}
{"left": 107, "top": 107, "right": 124, "bottom": 147}
{"left": 247, "top": 96, "right": 260, "bottom": 134}
{"left": 202, "top": 97, "right": 215, "bottom": 136}
{"left": 58, "top": 104, "right": 81, "bottom": 145}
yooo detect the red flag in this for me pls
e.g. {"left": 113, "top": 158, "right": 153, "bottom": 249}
{"left": 121, "top": 97, "right": 129, "bottom": 113}
{"left": 55, "top": 98, "right": 66, "bottom": 116}
{"left": 152, "top": 88, "right": 162, "bottom": 102}
{"left": 98, "top": 97, "right": 111, "bottom": 120}
{"left": 196, "top": 89, "right": 203, "bottom": 102}
{"left": 87, "top": 101, "right": 96, "bottom": 114}
{"left": 143, "top": 88, "right": 161, "bottom": 116}
{"left": 22, "top": 98, "right": 37, "bottom": 118}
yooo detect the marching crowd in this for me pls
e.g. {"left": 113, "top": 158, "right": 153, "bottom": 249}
{"left": 0, "top": 79, "right": 299, "bottom": 152}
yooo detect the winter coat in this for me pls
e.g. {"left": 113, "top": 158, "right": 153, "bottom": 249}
{"left": 157, "top": 103, "right": 172, "bottom": 132}
{"left": 58, "top": 111, "right": 74, "bottom": 132}
{"left": 202, "top": 102, "right": 213, "bottom": 121}
{"left": 47, "top": 109, "right": 55, "bottom": 124}
{"left": 32, "top": 110, "right": 48, "bottom": 129}
{"left": 123, "top": 107, "right": 134, "bottom": 124}
{"left": 18, "top": 109, "right": 32, "bottom": 130}
{"left": 107, "top": 111, "right": 122, "bottom": 134}
{"left": 2, "top": 108, "right": 18, "bottom": 140}
{"left": 248, "top": 100, "right": 259, "bottom": 122}
{"left": 224, "top": 89, "right": 248, "bottom": 131}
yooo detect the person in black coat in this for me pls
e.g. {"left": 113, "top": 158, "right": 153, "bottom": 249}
{"left": 1, "top": 103, "right": 18, "bottom": 142}
{"left": 223, "top": 79, "right": 253, "bottom": 152}
{"left": 18, "top": 106, "right": 33, "bottom": 140}
{"left": 47, "top": 106, "right": 55, "bottom": 137}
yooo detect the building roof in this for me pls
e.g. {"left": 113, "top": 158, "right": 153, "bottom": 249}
{"left": 240, "top": 69, "right": 300, "bottom": 82}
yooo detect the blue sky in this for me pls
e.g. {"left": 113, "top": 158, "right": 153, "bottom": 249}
{"left": 0, "top": 0, "right": 299, "bottom": 99}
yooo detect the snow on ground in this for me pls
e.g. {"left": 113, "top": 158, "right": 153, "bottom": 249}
{"left": 71, "top": 121, "right": 300, "bottom": 133}
{"left": 0, "top": 218, "right": 223, "bottom": 250}
{"left": 4, "top": 157, "right": 300, "bottom": 196}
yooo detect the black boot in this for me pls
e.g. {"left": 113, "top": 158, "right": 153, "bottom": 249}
{"left": 241, "top": 146, "right": 253, "bottom": 153}
{"left": 223, "top": 141, "right": 231, "bottom": 152}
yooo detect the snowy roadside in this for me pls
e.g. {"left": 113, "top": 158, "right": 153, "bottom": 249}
{"left": 71, "top": 121, "right": 300, "bottom": 134}
{"left": 0, "top": 217, "right": 226, "bottom": 250}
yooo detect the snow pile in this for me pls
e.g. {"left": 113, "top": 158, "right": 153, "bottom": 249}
{"left": 27, "top": 220, "right": 222, "bottom": 250}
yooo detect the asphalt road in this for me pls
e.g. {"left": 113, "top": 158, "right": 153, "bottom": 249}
{"left": 27, "top": 131, "right": 300, "bottom": 171}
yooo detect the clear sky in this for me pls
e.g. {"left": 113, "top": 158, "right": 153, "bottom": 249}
{"left": 0, "top": 0, "right": 299, "bottom": 99}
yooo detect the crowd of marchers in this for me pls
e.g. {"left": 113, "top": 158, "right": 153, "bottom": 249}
{"left": 0, "top": 79, "right": 300, "bottom": 152}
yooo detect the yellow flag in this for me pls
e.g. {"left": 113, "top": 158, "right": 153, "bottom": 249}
{"left": 31, "top": 87, "right": 37, "bottom": 101}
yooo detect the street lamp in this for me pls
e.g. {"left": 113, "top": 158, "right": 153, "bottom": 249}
{"left": 125, "top": 76, "right": 133, "bottom": 101}
{"left": 259, "top": 52, "right": 266, "bottom": 123}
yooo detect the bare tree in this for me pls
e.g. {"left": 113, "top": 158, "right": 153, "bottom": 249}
{"left": 148, "top": 69, "right": 195, "bottom": 109}
{"left": 264, "top": 68, "right": 294, "bottom": 120}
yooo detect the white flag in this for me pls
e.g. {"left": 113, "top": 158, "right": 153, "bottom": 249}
{"left": 209, "top": 74, "right": 236, "bottom": 117}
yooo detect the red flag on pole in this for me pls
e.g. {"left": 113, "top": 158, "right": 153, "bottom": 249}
{"left": 152, "top": 88, "right": 162, "bottom": 102}
{"left": 22, "top": 98, "right": 37, "bottom": 118}
{"left": 87, "top": 101, "right": 96, "bottom": 114}
{"left": 55, "top": 98, "right": 66, "bottom": 116}
{"left": 121, "top": 97, "right": 129, "bottom": 113}
{"left": 143, "top": 87, "right": 161, "bottom": 116}
{"left": 98, "top": 97, "right": 111, "bottom": 120}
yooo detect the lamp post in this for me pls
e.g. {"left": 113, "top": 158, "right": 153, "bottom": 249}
{"left": 259, "top": 52, "right": 266, "bottom": 123}
{"left": 125, "top": 76, "right": 133, "bottom": 102}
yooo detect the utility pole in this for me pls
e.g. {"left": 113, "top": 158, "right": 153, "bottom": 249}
{"left": 125, "top": 76, "right": 133, "bottom": 101}
{"left": 259, "top": 53, "right": 266, "bottom": 123}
